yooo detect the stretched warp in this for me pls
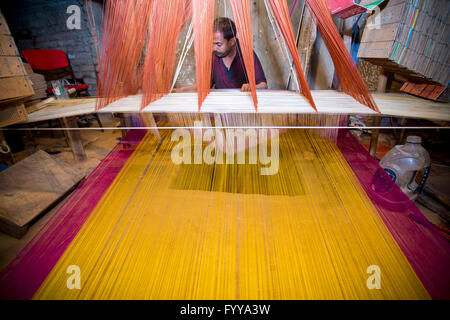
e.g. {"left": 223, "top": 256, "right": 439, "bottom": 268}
{"left": 12, "top": 128, "right": 446, "bottom": 299}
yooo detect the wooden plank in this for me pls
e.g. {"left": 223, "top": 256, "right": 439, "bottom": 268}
{"left": 400, "top": 82, "right": 448, "bottom": 101}
{"left": 0, "top": 35, "right": 18, "bottom": 56}
{"left": 360, "top": 23, "right": 399, "bottom": 43}
{"left": 0, "top": 150, "right": 84, "bottom": 238}
{"left": 366, "top": 3, "right": 404, "bottom": 26}
{"left": 25, "top": 97, "right": 55, "bottom": 114}
{"left": 362, "top": 57, "right": 432, "bottom": 80}
{"left": 27, "top": 72, "right": 48, "bottom": 100}
{"left": 357, "top": 41, "right": 394, "bottom": 58}
{"left": 23, "top": 63, "right": 33, "bottom": 75}
{"left": 24, "top": 90, "right": 450, "bottom": 122}
{"left": 377, "top": 68, "right": 389, "bottom": 93}
{"left": 0, "top": 103, "right": 28, "bottom": 127}
{"left": 370, "top": 67, "right": 390, "bottom": 158}
{"left": 0, "top": 11, "right": 11, "bottom": 35}
{"left": 60, "top": 117, "right": 87, "bottom": 162}
{"left": 0, "top": 56, "right": 25, "bottom": 78}
{"left": 0, "top": 76, "right": 34, "bottom": 100}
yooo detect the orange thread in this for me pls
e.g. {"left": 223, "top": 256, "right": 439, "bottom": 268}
{"left": 192, "top": 0, "right": 215, "bottom": 111}
{"left": 141, "top": 1, "right": 192, "bottom": 110}
{"left": 267, "top": 0, "right": 317, "bottom": 111}
{"left": 96, "top": 0, "right": 153, "bottom": 111}
{"left": 305, "top": 0, "right": 379, "bottom": 112}
{"left": 229, "top": 0, "right": 258, "bottom": 111}
{"left": 95, "top": 0, "right": 377, "bottom": 114}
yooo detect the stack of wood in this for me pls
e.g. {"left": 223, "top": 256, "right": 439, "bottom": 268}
{"left": 0, "top": 9, "right": 34, "bottom": 128}
{"left": 358, "top": 0, "right": 449, "bottom": 85}
{"left": 21, "top": 63, "right": 55, "bottom": 114}
{"left": 22, "top": 63, "right": 48, "bottom": 108}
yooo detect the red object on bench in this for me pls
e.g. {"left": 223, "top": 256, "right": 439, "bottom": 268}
{"left": 326, "top": 0, "right": 367, "bottom": 19}
{"left": 22, "top": 49, "right": 89, "bottom": 96}
{"left": 22, "top": 49, "right": 69, "bottom": 70}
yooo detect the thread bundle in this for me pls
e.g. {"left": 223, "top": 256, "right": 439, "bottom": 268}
{"left": 94, "top": 0, "right": 378, "bottom": 113}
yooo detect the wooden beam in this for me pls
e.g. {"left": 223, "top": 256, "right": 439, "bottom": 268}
{"left": 25, "top": 90, "right": 450, "bottom": 123}
{"left": 140, "top": 113, "right": 161, "bottom": 140}
{"left": 0, "top": 130, "right": 13, "bottom": 166}
{"left": 118, "top": 113, "right": 132, "bottom": 138}
{"left": 370, "top": 68, "right": 392, "bottom": 158}
{"left": 60, "top": 117, "right": 87, "bottom": 162}
{"left": 377, "top": 68, "right": 390, "bottom": 93}
{"left": 369, "top": 116, "right": 381, "bottom": 158}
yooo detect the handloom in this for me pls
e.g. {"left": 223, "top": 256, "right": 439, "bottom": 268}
{"left": 0, "top": 0, "right": 448, "bottom": 300}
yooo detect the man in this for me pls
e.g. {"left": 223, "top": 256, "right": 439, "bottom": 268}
{"left": 173, "top": 17, "right": 267, "bottom": 92}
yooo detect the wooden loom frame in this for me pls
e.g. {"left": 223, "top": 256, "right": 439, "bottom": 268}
{"left": 26, "top": 90, "right": 450, "bottom": 124}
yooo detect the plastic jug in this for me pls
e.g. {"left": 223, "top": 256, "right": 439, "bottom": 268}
{"left": 379, "top": 135, "right": 431, "bottom": 200}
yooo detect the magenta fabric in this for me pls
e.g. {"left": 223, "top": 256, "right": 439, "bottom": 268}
{"left": 337, "top": 129, "right": 450, "bottom": 300}
{"left": 0, "top": 130, "right": 147, "bottom": 300}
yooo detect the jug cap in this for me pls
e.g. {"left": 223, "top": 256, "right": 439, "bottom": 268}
{"left": 407, "top": 135, "right": 422, "bottom": 144}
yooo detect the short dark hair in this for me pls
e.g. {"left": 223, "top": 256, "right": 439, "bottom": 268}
{"left": 213, "top": 17, "right": 237, "bottom": 40}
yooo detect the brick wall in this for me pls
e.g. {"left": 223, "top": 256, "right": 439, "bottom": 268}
{"left": 2, "top": 0, "right": 103, "bottom": 95}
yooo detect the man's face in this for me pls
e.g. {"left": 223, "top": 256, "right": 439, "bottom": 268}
{"left": 213, "top": 31, "right": 235, "bottom": 58}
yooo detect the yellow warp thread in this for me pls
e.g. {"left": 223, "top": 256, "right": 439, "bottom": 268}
{"left": 34, "top": 130, "right": 430, "bottom": 299}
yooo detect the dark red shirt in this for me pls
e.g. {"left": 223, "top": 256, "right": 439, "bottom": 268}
{"left": 211, "top": 40, "right": 267, "bottom": 89}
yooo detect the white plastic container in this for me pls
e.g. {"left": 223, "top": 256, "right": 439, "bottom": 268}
{"left": 379, "top": 135, "right": 431, "bottom": 200}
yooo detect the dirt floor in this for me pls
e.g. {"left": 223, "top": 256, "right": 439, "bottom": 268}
{"left": 0, "top": 113, "right": 122, "bottom": 271}
{"left": 0, "top": 115, "right": 449, "bottom": 272}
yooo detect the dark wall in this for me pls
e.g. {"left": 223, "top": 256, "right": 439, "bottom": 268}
{"left": 1, "top": 0, "right": 103, "bottom": 95}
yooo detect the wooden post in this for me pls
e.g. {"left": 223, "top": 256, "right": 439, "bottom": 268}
{"left": 119, "top": 113, "right": 133, "bottom": 138}
{"left": 331, "top": 17, "right": 344, "bottom": 91}
{"left": 369, "top": 116, "right": 381, "bottom": 158}
{"left": 140, "top": 113, "right": 161, "bottom": 140}
{"left": 397, "top": 117, "right": 407, "bottom": 144}
{"left": 23, "top": 129, "right": 37, "bottom": 155}
{"left": 0, "top": 130, "right": 5, "bottom": 145}
{"left": 376, "top": 67, "right": 389, "bottom": 93}
{"left": 342, "top": 18, "right": 353, "bottom": 51}
{"left": 60, "top": 117, "right": 87, "bottom": 162}
{"left": 370, "top": 68, "right": 390, "bottom": 159}
{"left": 0, "top": 130, "right": 14, "bottom": 166}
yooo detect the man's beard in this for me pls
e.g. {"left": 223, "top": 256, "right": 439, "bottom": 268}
{"left": 214, "top": 49, "right": 231, "bottom": 58}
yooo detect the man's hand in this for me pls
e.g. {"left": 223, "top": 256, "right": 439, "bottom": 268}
{"left": 241, "top": 83, "right": 251, "bottom": 92}
{"left": 172, "top": 84, "right": 197, "bottom": 93}
{"left": 241, "top": 82, "right": 268, "bottom": 92}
